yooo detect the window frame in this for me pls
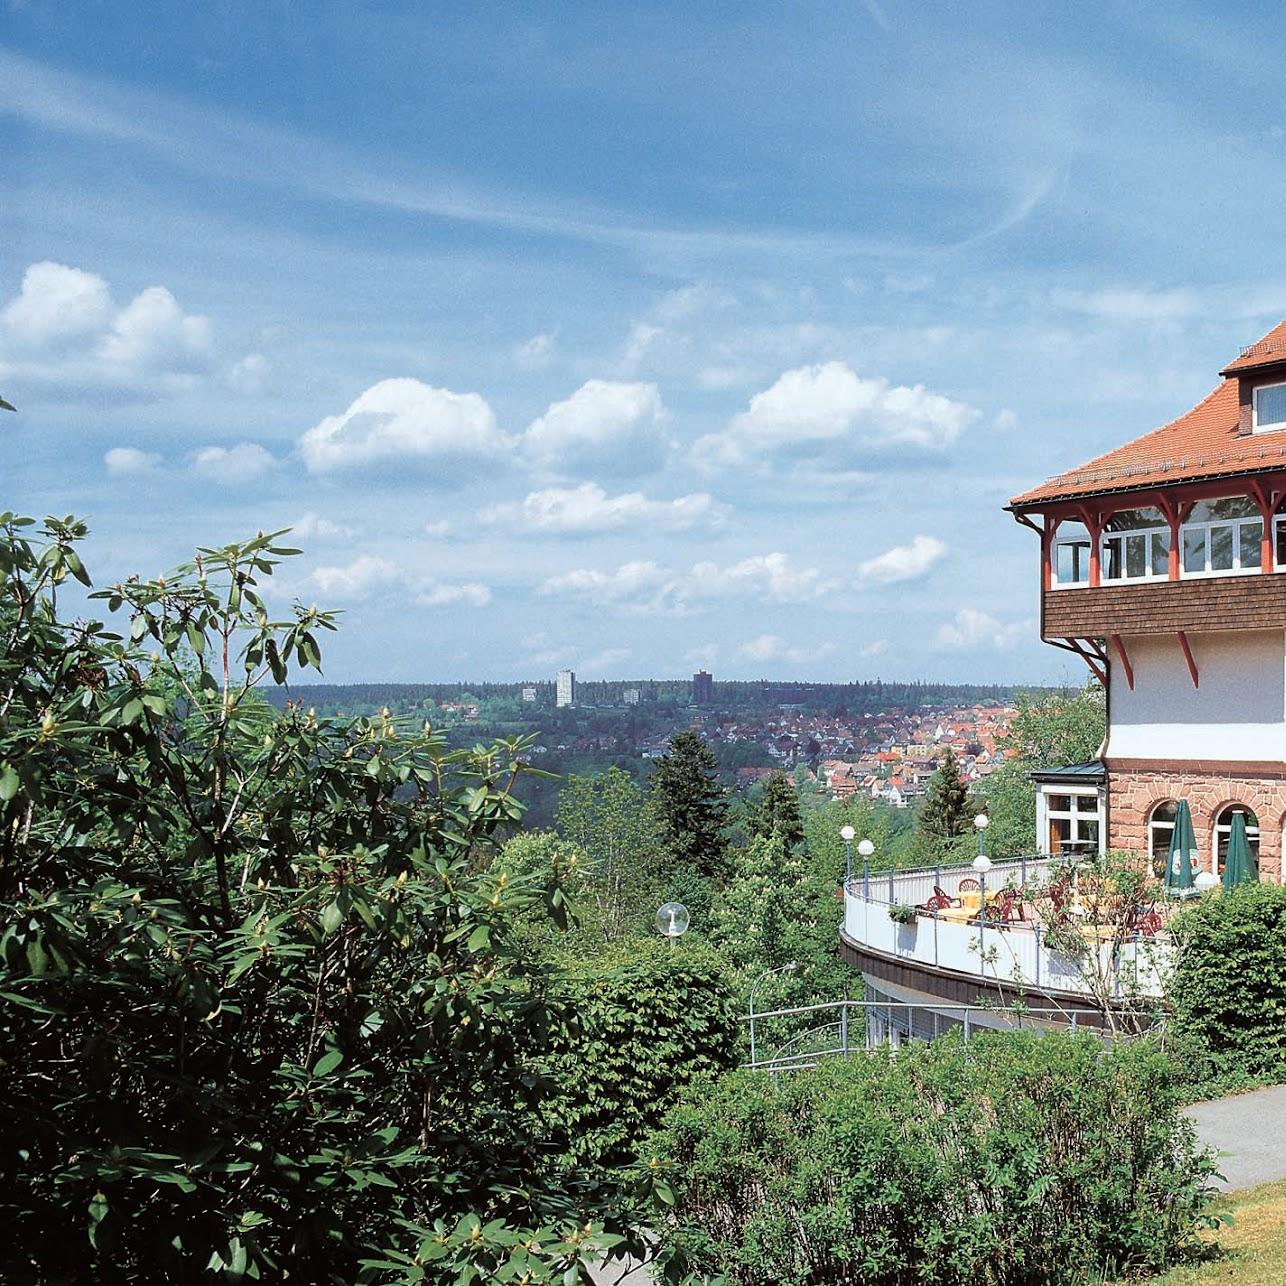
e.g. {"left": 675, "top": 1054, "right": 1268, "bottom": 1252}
{"left": 1039, "top": 784, "right": 1103, "bottom": 857}
{"left": 1253, "top": 380, "right": 1286, "bottom": 434}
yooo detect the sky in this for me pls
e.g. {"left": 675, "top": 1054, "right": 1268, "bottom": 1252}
{"left": 5, "top": 2, "right": 1286, "bottom": 686}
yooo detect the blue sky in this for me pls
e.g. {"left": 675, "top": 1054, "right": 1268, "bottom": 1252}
{"left": 5, "top": 2, "right": 1286, "bottom": 685}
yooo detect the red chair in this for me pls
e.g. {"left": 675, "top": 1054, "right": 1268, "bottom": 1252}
{"left": 958, "top": 877, "right": 980, "bottom": 894}
{"left": 917, "top": 891, "right": 952, "bottom": 913}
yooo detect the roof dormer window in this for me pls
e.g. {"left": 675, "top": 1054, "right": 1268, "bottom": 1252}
{"left": 1252, "top": 380, "right": 1286, "bottom": 433}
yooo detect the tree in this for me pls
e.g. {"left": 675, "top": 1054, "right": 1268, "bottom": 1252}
{"left": 748, "top": 771, "right": 805, "bottom": 850}
{"left": 0, "top": 516, "right": 661, "bottom": 1284}
{"left": 650, "top": 731, "right": 729, "bottom": 878}
{"left": 712, "top": 833, "right": 797, "bottom": 972}
{"left": 982, "top": 685, "right": 1106, "bottom": 858}
{"left": 916, "top": 746, "right": 974, "bottom": 856}
{"left": 555, "top": 767, "right": 664, "bottom": 941}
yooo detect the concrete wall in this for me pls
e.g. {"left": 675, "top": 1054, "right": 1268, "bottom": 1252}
{"left": 1108, "top": 629, "right": 1286, "bottom": 761}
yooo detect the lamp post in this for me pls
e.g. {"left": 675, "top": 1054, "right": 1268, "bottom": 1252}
{"left": 841, "top": 824, "right": 856, "bottom": 883}
{"left": 749, "top": 960, "right": 798, "bottom": 1068}
{"left": 654, "top": 901, "right": 690, "bottom": 952}
{"left": 858, "top": 838, "right": 874, "bottom": 900}
{"left": 973, "top": 814, "right": 992, "bottom": 959}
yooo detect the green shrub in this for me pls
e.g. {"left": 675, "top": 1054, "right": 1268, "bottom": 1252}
{"left": 1171, "top": 883, "right": 1286, "bottom": 1080}
{"left": 540, "top": 937, "right": 738, "bottom": 1170}
{"left": 652, "top": 1031, "right": 1218, "bottom": 1285}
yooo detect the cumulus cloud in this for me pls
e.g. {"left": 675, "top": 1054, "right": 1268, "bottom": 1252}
{"left": 857, "top": 535, "right": 946, "bottom": 586}
{"left": 192, "top": 442, "right": 276, "bottom": 482}
{"left": 291, "top": 511, "right": 355, "bottom": 542}
{"left": 694, "top": 361, "right": 978, "bottom": 469}
{"left": 299, "top": 378, "right": 510, "bottom": 474}
{"left": 0, "top": 261, "right": 249, "bottom": 400}
{"left": 480, "top": 482, "right": 728, "bottom": 534}
{"left": 539, "top": 551, "right": 837, "bottom": 615}
{"left": 523, "top": 379, "right": 665, "bottom": 476}
{"left": 935, "top": 608, "right": 1029, "bottom": 651}
{"left": 737, "top": 634, "right": 836, "bottom": 665}
{"left": 307, "top": 553, "right": 490, "bottom": 609}
{"left": 2, "top": 262, "right": 111, "bottom": 347}
{"left": 104, "top": 446, "right": 161, "bottom": 477}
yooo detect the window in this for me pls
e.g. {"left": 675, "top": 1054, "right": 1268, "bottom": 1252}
{"left": 1044, "top": 789, "right": 1101, "bottom": 856}
{"left": 1254, "top": 382, "right": 1286, "bottom": 433}
{"left": 1102, "top": 509, "right": 1169, "bottom": 583}
{"left": 1055, "top": 538, "right": 1091, "bottom": 585}
{"left": 1148, "top": 801, "right": 1178, "bottom": 874}
{"left": 1181, "top": 512, "right": 1262, "bottom": 576}
{"left": 1214, "top": 804, "right": 1260, "bottom": 873}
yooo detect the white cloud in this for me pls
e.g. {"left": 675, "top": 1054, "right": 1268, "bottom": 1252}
{"left": 523, "top": 379, "right": 665, "bottom": 476}
{"left": 539, "top": 551, "right": 836, "bottom": 615}
{"left": 480, "top": 482, "right": 727, "bottom": 534}
{"left": 860, "top": 639, "right": 889, "bottom": 658}
{"left": 0, "top": 261, "right": 246, "bottom": 400}
{"left": 98, "top": 286, "right": 212, "bottom": 373}
{"left": 416, "top": 582, "right": 491, "bottom": 608}
{"left": 737, "top": 634, "right": 836, "bottom": 665}
{"left": 2, "top": 262, "right": 111, "bottom": 347}
{"left": 192, "top": 442, "right": 276, "bottom": 481}
{"left": 1052, "top": 287, "right": 1199, "bottom": 325}
{"left": 694, "top": 362, "right": 979, "bottom": 469}
{"left": 225, "top": 352, "right": 271, "bottom": 395}
{"left": 307, "top": 553, "right": 489, "bottom": 609}
{"left": 685, "top": 643, "right": 720, "bottom": 666}
{"left": 291, "top": 511, "right": 355, "bottom": 542}
{"left": 104, "top": 446, "right": 161, "bottom": 477}
{"left": 935, "top": 608, "right": 1030, "bottom": 651}
{"left": 422, "top": 519, "right": 452, "bottom": 538}
{"left": 857, "top": 535, "right": 946, "bottom": 586}
{"left": 310, "top": 554, "right": 400, "bottom": 600}
{"left": 513, "top": 332, "right": 555, "bottom": 370}
{"left": 299, "top": 377, "right": 509, "bottom": 474}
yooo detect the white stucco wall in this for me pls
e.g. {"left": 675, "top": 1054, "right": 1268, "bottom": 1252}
{"left": 1107, "top": 630, "right": 1286, "bottom": 761}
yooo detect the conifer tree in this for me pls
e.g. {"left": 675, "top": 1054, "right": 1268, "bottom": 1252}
{"left": 650, "top": 730, "right": 729, "bottom": 878}
{"left": 749, "top": 770, "right": 806, "bottom": 851}
{"left": 916, "top": 746, "right": 974, "bottom": 849}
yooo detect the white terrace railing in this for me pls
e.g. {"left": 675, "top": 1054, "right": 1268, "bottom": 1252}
{"left": 842, "top": 859, "right": 1172, "bottom": 1001}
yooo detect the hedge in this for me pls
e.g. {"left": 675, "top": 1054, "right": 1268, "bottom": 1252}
{"left": 1171, "top": 882, "right": 1286, "bottom": 1080}
{"left": 651, "top": 1030, "right": 1218, "bottom": 1285}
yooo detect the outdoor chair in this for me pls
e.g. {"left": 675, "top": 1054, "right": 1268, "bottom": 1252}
{"left": 917, "top": 891, "right": 953, "bottom": 913}
{"left": 933, "top": 883, "right": 961, "bottom": 907}
{"left": 1131, "top": 903, "right": 1163, "bottom": 937}
{"left": 957, "top": 877, "right": 980, "bottom": 894}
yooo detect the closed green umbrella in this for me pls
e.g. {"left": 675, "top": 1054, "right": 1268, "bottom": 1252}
{"left": 1164, "top": 800, "right": 1199, "bottom": 899}
{"left": 1222, "top": 811, "right": 1257, "bottom": 889}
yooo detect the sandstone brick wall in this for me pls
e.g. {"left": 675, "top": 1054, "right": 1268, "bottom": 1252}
{"left": 1108, "top": 762, "right": 1286, "bottom": 882}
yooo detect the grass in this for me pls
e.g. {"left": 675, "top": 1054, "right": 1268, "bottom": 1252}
{"left": 1145, "top": 1180, "right": 1286, "bottom": 1285}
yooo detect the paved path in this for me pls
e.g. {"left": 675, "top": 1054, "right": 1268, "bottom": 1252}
{"left": 1187, "top": 1083, "right": 1286, "bottom": 1190}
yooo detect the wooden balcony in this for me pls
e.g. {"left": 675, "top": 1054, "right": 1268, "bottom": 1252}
{"left": 1042, "top": 573, "right": 1286, "bottom": 640}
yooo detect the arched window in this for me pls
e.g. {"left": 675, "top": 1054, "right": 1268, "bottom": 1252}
{"left": 1214, "top": 804, "right": 1260, "bottom": 873}
{"left": 1148, "top": 801, "right": 1178, "bottom": 875}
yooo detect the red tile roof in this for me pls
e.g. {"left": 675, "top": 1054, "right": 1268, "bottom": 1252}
{"left": 1010, "top": 320, "right": 1286, "bottom": 509}
{"left": 1221, "top": 318, "right": 1286, "bottom": 375}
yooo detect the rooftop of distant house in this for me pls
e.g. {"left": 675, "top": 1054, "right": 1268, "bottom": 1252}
{"left": 1009, "top": 318, "right": 1286, "bottom": 509}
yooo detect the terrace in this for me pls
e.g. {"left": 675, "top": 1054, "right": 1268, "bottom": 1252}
{"left": 839, "top": 854, "right": 1173, "bottom": 1008}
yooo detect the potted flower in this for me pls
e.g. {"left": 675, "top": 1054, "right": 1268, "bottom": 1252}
{"left": 888, "top": 903, "right": 917, "bottom": 925}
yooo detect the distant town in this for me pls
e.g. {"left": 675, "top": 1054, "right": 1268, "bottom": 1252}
{"left": 269, "top": 670, "right": 1053, "bottom": 827}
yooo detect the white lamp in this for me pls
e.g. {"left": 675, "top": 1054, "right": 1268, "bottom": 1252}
{"left": 1195, "top": 869, "right": 1219, "bottom": 894}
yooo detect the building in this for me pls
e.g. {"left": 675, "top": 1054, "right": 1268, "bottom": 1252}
{"left": 622, "top": 687, "right": 640, "bottom": 706}
{"left": 692, "top": 669, "right": 714, "bottom": 704}
{"left": 555, "top": 669, "right": 576, "bottom": 708}
{"left": 1008, "top": 319, "right": 1286, "bottom": 882}
{"left": 521, "top": 686, "right": 537, "bottom": 703}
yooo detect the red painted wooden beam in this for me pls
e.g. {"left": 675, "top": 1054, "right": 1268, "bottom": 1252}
{"left": 1176, "top": 631, "right": 1199, "bottom": 689}
{"left": 1110, "top": 633, "right": 1134, "bottom": 690}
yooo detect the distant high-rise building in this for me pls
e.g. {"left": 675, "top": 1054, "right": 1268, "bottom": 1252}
{"left": 521, "top": 686, "right": 537, "bottom": 703}
{"left": 623, "top": 687, "right": 641, "bottom": 706}
{"left": 692, "top": 669, "right": 714, "bottom": 704}
{"left": 556, "top": 669, "right": 576, "bottom": 708}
